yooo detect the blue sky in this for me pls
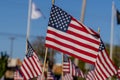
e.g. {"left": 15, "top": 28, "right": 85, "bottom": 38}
{"left": 0, "top": 0, "right": 120, "bottom": 62}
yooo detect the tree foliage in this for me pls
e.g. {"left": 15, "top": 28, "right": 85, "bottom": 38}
{"left": 0, "top": 51, "right": 9, "bottom": 78}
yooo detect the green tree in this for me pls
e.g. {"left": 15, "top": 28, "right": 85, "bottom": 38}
{"left": 0, "top": 51, "right": 9, "bottom": 78}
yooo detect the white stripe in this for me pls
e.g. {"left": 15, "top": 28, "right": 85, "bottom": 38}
{"left": 46, "top": 40, "right": 96, "bottom": 62}
{"left": 71, "top": 20, "right": 82, "bottom": 28}
{"left": 63, "top": 66, "right": 69, "bottom": 68}
{"left": 47, "top": 33, "right": 98, "bottom": 56}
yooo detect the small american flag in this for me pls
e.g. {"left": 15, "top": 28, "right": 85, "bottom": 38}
{"left": 117, "top": 68, "right": 120, "bottom": 79}
{"left": 63, "top": 54, "right": 71, "bottom": 73}
{"left": 72, "top": 63, "right": 84, "bottom": 78}
{"left": 14, "top": 70, "right": 23, "bottom": 80}
{"left": 45, "top": 5, "right": 100, "bottom": 64}
{"left": 85, "top": 70, "right": 96, "bottom": 80}
{"left": 47, "top": 68, "right": 55, "bottom": 80}
{"left": 20, "top": 40, "right": 42, "bottom": 80}
{"left": 63, "top": 73, "right": 73, "bottom": 80}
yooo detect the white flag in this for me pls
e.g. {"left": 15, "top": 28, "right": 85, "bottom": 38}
{"left": 31, "top": 2, "right": 42, "bottom": 19}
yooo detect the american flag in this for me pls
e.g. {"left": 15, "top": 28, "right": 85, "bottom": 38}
{"left": 63, "top": 73, "right": 73, "bottom": 80}
{"left": 20, "top": 40, "right": 42, "bottom": 80}
{"left": 45, "top": 5, "right": 100, "bottom": 64}
{"left": 85, "top": 70, "right": 96, "bottom": 80}
{"left": 47, "top": 68, "right": 55, "bottom": 80}
{"left": 14, "top": 70, "right": 23, "bottom": 80}
{"left": 117, "top": 68, "right": 120, "bottom": 79}
{"left": 85, "top": 40, "right": 117, "bottom": 80}
{"left": 63, "top": 54, "right": 71, "bottom": 73}
{"left": 72, "top": 63, "right": 84, "bottom": 78}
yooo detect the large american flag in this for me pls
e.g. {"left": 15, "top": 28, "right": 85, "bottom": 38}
{"left": 45, "top": 5, "right": 100, "bottom": 64}
{"left": 20, "top": 40, "right": 42, "bottom": 80}
{"left": 85, "top": 40, "right": 117, "bottom": 80}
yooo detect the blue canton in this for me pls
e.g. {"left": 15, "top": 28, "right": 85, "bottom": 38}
{"left": 99, "top": 40, "right": 105, "bottom": 51}
{"left": 63, "top": 54, "right": 69, "bottom": 62}
{"left": 48, "top": 5, "right": 71, "bottom": 32}
{"left": 26, "top": 40, "right": 34, "bottom": 58}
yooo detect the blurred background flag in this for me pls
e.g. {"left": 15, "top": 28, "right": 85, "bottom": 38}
{"left": 14, "top": 70, "right": 23, "bottom": 80}
{"left": 31, "top": 2, "right": 42, "bottom": 19}
{"left": 20, "top": 40, "right": 42, "bottom": 80}
{"left": 117, "top": 68, "right": 120, "bottom": 79}
{"left": 116, "top": 9, "right": 120, "bottom": 24}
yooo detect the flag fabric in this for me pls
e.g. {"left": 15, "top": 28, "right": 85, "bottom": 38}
{"left": 47, "top": 68, "right": 55, "bottom": 80}
{"left": 63, "top": 54, "right": 84, "bottom": 78}
{"left": 116, "top": 9, "right": 120, "bottom": 24}
{"left": 117, "top": 68, "right": 120, "bottom": 79}
{"left": 71, "top": 63, "right": 84, "bottom": 78}
{"left": 63, "top": 54, "right": 71, "bottom": 73}
{"left": 85, "top": 70, "right": 97, "bottom": 80}
{"left": 31, "top": 2, "right": 42, "bottom": 19}
{"left": 14, "top": 70, "right": 23, "bottom": 80}
{"left": 20, "top": 40, "right": 42, "bottom": 80}
{"left": 45, "top": 5, "right": 100, "bottom": 64}
{"left": 63, "top": 73, "right": 73, "bottom": 80}
{"left": 85, "top": 40, "right": 117, "bottom": 80}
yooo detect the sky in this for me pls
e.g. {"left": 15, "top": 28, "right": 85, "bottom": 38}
{"left": 0, "top": 0, "right": 120, "bottom": 63}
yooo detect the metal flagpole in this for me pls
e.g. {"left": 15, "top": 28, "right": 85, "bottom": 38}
{"left": 110, "top": 1, "right": 115, "bottom": 60}
{"left": 74, "top": 0, "right": 86, "bottom": 66}
{"left": 109, "top": 1, "right": 115, "bottom": 80}
{"left": 26, "top": 0, "right": 32, "bottom": 53}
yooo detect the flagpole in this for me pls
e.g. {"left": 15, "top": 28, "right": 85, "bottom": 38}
{"left": 109, "top": 2, "right": 115, "bottom": 80}
{"left": 26, "top": 0, "right": 32, "bottom": 53}
{"left": 42, "top": 47, "right": 48, "bottom": 78}
{"left": 110, "top": 1, "right": 115, "bottom": 60}
{"left": 74, "top": 0, "right": 86, "bottom": 66}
